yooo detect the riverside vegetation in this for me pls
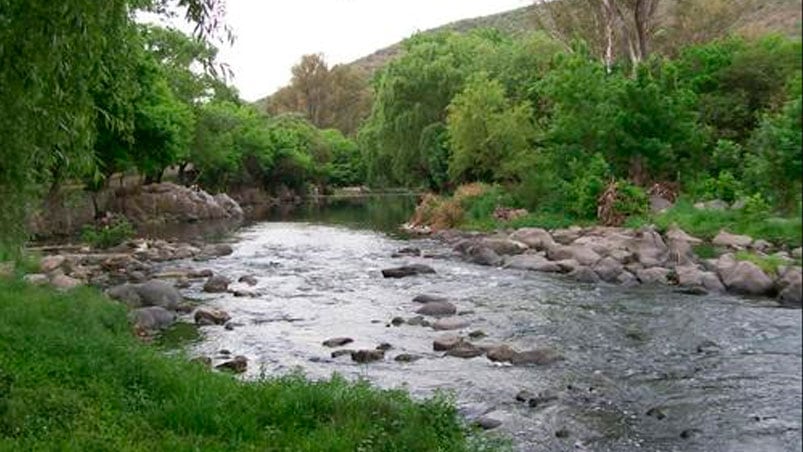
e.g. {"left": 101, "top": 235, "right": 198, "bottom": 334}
{"left": 1, "top": 0, "right": 801, "bottom": 449}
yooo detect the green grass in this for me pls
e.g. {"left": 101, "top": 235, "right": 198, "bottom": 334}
{"left": 647, "top": 200, "right": 802, "bottom": 247}
{"left": 734, "top": 250, "right": 786, "bottom": 276}
{"left": 0, "top": 279, "right": 476, "bottom": 451}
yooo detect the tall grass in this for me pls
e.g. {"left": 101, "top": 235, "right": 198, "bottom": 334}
{"left": 0, "top": 280, "right": 473, "bottom": 451}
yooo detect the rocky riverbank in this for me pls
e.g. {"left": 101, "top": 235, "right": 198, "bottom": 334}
{"left": 404, "top": 224, "right": 803, "bottom": 308}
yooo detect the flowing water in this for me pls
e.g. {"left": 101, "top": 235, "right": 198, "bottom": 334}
{"left": 177, "top": 196, "right": 801, "bottom": 451}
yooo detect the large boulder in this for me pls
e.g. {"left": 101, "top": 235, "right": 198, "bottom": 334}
{"left": 551, "top": 227, "right": 583, "bottom": 245}
{"left": 509, "top": 228, "right": 556, "bottom": 251}
{"left": 129, "top": 306, "right": 176, "bottom": 332}
{"left": 464, "top": 245, "right": 503, "bottom": 267}
{"left": 627, "top": 227, "right": 669, "bottom": 268}
{"left": 479, "top": 238, "right": 527, "bottom": 256}
{"left": 107, "top": 280, "right": 182, "bottom": 310}
{"left": 719, "top": 261, "right": 774, "bottom": 296}
{"left": 776, "top": 267, "right": 802, "bottom": 307}
{"left": 593, "top": 257, "right": 624, "bottom": 282}
{"left": 203, "top": 274, "right": 231, "bottom": 293}
{"left": 433, "top": 334, "right": 463, "bottom": 351}
{"left": 503, "top": 254, "right": 561, "bottom": 273}
{"left": 108, "top": 182, "right": 244, "bottom": 225}
{"left": 636, "top": 267, "right": 671, "bottom": 285}
{"left": 712, "top": 231, "right": 753, "bottom": 249}
{"left": 569, "top": 266, "right": 600, "bottom": 283}
{"left": 547, "top": 245, "right": 601, "bottom": 266}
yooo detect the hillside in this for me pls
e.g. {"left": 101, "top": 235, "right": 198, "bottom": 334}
{"left": 346, "top": 0, "right": 801, "bottom": 77}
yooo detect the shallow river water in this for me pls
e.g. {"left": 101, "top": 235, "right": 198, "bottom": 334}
{"left": 178, "top": 197, "right": 801, "bottom": 451}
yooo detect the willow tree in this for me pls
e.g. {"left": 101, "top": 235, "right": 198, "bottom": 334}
{"left": 0, "top": 0, "right": 226, "bottom": 255}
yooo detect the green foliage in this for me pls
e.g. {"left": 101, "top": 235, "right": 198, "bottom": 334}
{"left": 734, "top": 250, "right": 785, "bottom": 277}
{"left": 614, "top": 181, "right": 650, "bottom": 219}
{"left": 321, "top": 129, "right": 364, "bottom": 187}
{"left": 566, "top": 153, "right": 610, "bottom": 220}
{"left": 80, "top": 217, "right": 135, "bottom": 249}
{"left": 447, "top": 73, "right": 535, "bottom": 184}
{"left": 0, "top": 280, "right": 470, "bottom": 450}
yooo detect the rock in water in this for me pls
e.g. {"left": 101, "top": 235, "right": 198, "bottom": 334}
{"left": 719, "top": 261, "right": 774, "bottom": 295}
{"left": 445, "top": 342, "right": 484, "bottom": 358}
{"left": 381, "top": 264, "right": 436, "bottom": 278}
{"left": 194, "top": 308, "right": 231, "bottom": 326}
{"left": 322, "top": 337, "right": 354, "bottom": 347}
{"left": 415, "top": 301, "right": 457, "bottom": 317}
{"left": 215, "top": 355, "right": 248, "bottom": 373}
{"left": 394, "top": 354, "right": 422, "bottom": 363}
{"left": 412, "top": 294, "right": 448, "bottom": 303}
{"left": 203, "top": 274, "right": 231, "bottom": 293}
{"left": 351, "top": 349, "right": 385, "bottom": 363}
{"left": 433, "top": 334, "right": 463, "bottom": 351}
{"left": 432, "top": 317, "right": 470, "bottom": 331}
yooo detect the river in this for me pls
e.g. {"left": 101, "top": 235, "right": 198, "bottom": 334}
{"left": 177, "top": 196, "right": 802, "bottom": 451}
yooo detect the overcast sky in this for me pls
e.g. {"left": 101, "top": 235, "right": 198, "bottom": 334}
{"left": 209, "top": 0, "right": 531, "bottom": 101}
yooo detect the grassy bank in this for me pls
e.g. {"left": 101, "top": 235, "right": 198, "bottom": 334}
{"left": 0, "top": 279, "right": 473, "bottom": 451}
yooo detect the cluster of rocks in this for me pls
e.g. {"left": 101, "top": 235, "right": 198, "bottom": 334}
{"left": 432, "top": 225, "right": 801, "bottom": 307}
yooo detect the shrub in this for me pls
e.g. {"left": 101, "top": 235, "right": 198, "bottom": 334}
{"left": 80, "top": 216, "right": 134, "bottom": 249}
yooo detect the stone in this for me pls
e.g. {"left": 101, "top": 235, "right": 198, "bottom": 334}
{"left": 468, "top": 330, "right": 486, "bottom": 339}
{"left": 474, "top": 416, "right": 502, "bottom": 430}
{"left": 433, "top": 334, "right": 463, "bottom": 351}
{"left": 751, "top": 239, "right": 773, "bottom": 253}
{"left": 392, "top": 246, "right": 421, "bottom": 258}
{"left": 351, "top": 349, "right": 384, "bottom": 363}
{"left": 486, "top": 345, "right": 517, "bottom": 363}
{"left": 194, "top": 308, "right": 231, "bottom": 326}
{"left": 547, "top": 245, "right": 601, "bottom": 266}
{"left": 676, "top": 265, "right": 703, "bottom": 287}
{"left": 215, "top": 355, "right": 248, "bottom": 373}
{"left": 376, "top": 342, "right": 393, "bottom": 351}
{"left": 394, "top": 353, "right": 422, "bottom": 363}
{"left": 593, "top": 257, "right": 624, "bottom": 282}
{"left": 238, "top": 275, "right": 258, "bottom": 286}
{"left": 390, "top": 316, "right": 405, "bottom": 326}
{"left": 106, "top": 280, "right": 182, "bottom": 310}
{"left": 23, "top": 273, "right": 49, "bottom": 285}
{"left": 188, "top": 268, "right": 213, "bottom": 278}
{"left": 665, "top": 225, "right": 702, "bottom": 245}
{"left": 213, "top": 193, "right": 244, "bottom": 218}
{"left": 528, "top": 390, "right": 559, "bottom": 408}
{"left": 712, "top": 231, "right": 753, "bottom": 249}
{"left": 719, "top": 261, "right": 774, "bottom": 295}
{"left": 322, "top": 337, "right": 354, "bottom": 347}
{"left": 617, "top": 270, "right": 639, "bottom": 287}
{"left": 432, "top": 317, "right": 470, "bottom": 331}
{"left": 198, "top": 243, "right": 235, "bottom": 259}
{"left": 203, "top": 274, "right": 231, "bottom": 293}
{"left": 406, "top": 316, "right": 430, "bottom": 327}
{"left": 636, "top": 267, "right": 671, "bottom": 285}
{"left": 381, "top": 264, "right": 436, "bottom": 278}
{"left": 509, "top": 228, "right": 556, "bottom": 251}
{"left": 445, "top": 341, "right": 484, "bottom": 358}
{"left": 510, "top": 347, "right": 564, "bottom": 365}
{"left": 701, "top": 272, "right": 726, "bottom": 293}
{"left": 331, "top": 349, "right": 355, "bottom": 358}
{"left": 412, "top": 294, "right": 447, "bottom": 303}
{"left": 503, "top": 254, "right": 561, "bottom": 273}
{"left": 569, "top": 266, "right": 600, "bottom": 284}
{"left": 627, "top": 227, "right": 668, "bottom": 268}
{"left": 552, "top": 227, "right": 583, "bottom": 245}
{"left": 464, "top": 245, "right": 502, "bottom": 267}
{"left": 649, "top": 195, "right": 673, "bottom": 213}
{"left": 50, "top": 274, "right": 82, "bottom": 290}
{"left": 415, "top": 301, "right": 457, "bottom": 317}
{"left": 40, "top": 255, "right": 66, "bottom": 273}
{"left": 555, "top": 259, "right": 579, "bottom": 273}
{"left": 515, "top": 390, "right": 534, "bottom": 402}
{"left": 190, "top": 356, "right": 212, "bottom": 367}
{"left": 777, "top": 267, "right": 802, "bottom": 307}
{"left": 792, "top": 248, "right": 802, "bottom": 259}
{"left": 479, "top": 238, "right": 527, "bottom": 256}
{"left": 128, "top": 306, "right": 176, "bottom": 332}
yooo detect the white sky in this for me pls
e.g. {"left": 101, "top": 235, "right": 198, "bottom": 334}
{"left": 211, "top": 0, "right": 532, "bottom": 101}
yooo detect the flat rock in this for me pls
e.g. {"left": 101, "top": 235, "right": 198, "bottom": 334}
{"left": 394, "top": 353, "right": 422, "bottom": 363}
{"left": 486, "top": 344, "right": 517, "bottom": 363}
{"left": 331, "top": 349, "right": 355, "bottom": 358}
{"left": 432, "top": 317, "right": 470, "bottom": 331}
{"left": 474, "top": 416, "right": 502, "bottom": 430}
{"left": 415, "top": 301, "right": 457, "bottom": 317}
{"left": 412, "top": 294, "right": 447, "bottom": 303}
{"left": 445, "top": 342, "right": 484, "bottom": 358}
{"left": 323, "top": 337, "right": 354, "bottom": 347}
{"left": 509, "top": 228, "right": 555, "bottom": 250}
{"left": 712, "top": 231, "right": 752, "bottom": 249}
{"left": 194, "top": 308, "right": 231, "bottom": 326}
{"left": 504, "top": 254, "right": 561, "bottom": 273}
{"left": 433, "top": 334, "right": 463, "bottom": 351}
{"left": 351, "top": 349, "right": 384, "bottom": 363}
{"left": 381, "top": 264, "right": 435, "bottom": 278}
{"left": 510, "top": 347, "right": 564, "bottom": 365}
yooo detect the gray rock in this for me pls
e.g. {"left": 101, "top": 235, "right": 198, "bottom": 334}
{"left": 665, "top": 225, "right": 702, "bottom": 245}
{"left": 394, "top": 353, "right": 421, "bottom": 362}
{"left": 593, "top": 257, "right": 624, "bottom": 282}
{"left": 636, "top": 267, "right": 671, "bottom": 285}
{"left": 555, "top": 259, "right": 579, "bottom": 273}
{"left": 627, "top": 227, "right": 668, "bottom": 268}
{"left": 515, "top": 390, "right": 535, "bottom": 402}
{"left": 777, "top": 267, "right": 802, "bottom": 307}
{"left": 50, "top": 274, "right": 82, "bottom": 290}
{"left": 323, "top": 337, "right": 354, "bottom": 347}
{"left": 479, "top": 238, "right": 527, "bottom": 256}
{"left": 194, "top": 308, "right": 231, "bottom": 326}
{"left": 464, "top": 245, "right": 502, "bottom": 266}
{"left": 676, "top": 265, "right": 703, "bottom": 286}
{"left": 376, "top": 342, "right": 393, "bottom": 351}
{"left": 504, "top": 254, "right": 562, "bottom": 272}
{"left": 198, "top": 243, "right": 234, "bottom": 259}
{"left": 445, "top": 341, "right": 484, "bottom": 358}
{"left": 412, "top": 294, "right": 448, "bottom": 303}
{"left": 392, "top": 247, "right": 421, "bottom": 258}
{"left": 215, "top": 355, "right": 247, "bottom": 373}
{"left": 552, "top": 227, "right": 583, "bottom": 245}
{"left": 107, "top": 280, "right": 182, "bottom": 310}
{"left": 23, "top": 273, "right": 49, "bottom": 285}
{"left": 548, "top": 245, "right": 601, "bottom": 266}
{"left": 40, "top": 255, "right": 66, "bottom": 273}
{"left": 694, "top": 199, "right": 728, "bottom": 210}
{"left": 351, "top": 349, "right": 384, "bottom": 363}
{"left": 432, "top": 317, "right": 470, "bottom": 331}
{"left": 712, "top": 231, "right": 753, "bottom": 249}
{"left": 331, "top": 349, "right": 355, "bottom": 358}
{"left": 238, "top": 275, "right": 258, "bottom": 286}
{"left": 701, "top": 272, "right": 726, "bottom": 293}
{"left": 128, "top": 306, "right": 176, "bottom": 332}
{"left": 617, "top": 270, "right": 639, "bottom": 287}
{"left": 509, "top": 228, "right": 556, "bottom": 250}
{"left": 510, "top": 347, "right": 564, "bottom": 365}
{"left": 433, "top": 334, "right": 463, "bottom": 351}
{"left": 751, "top": 239, "right": 773, "bottom": 253}
{"left": 792, "top": 248, "right": 802, "bottom": 259}
{"left": 203, "top": 274, "right": 231, "bottom": 293}
{"left": 188, "top": 268, "right": 213, "bottom": 278}
{"left": 474, "top": 416, "right": 502, "bottom": 430}
{"left": 416, "top": 301, "right": 457, "bottom": 317}
{"left": 569, "top": 266, "right": 600, "bottom": 283}
{"left": 406, "top": 316, "right": 431, "bottom": 327}
{"left": 649, "top": 195, "right": 673, "bottom": 213}
{"left": 381, "top": 264, "right": 436, "bottom": 278}
{"left": 719, "top": 261, "right": 774, "bottom": 295}
{"left": 486, "top": 344, "right": 517, "bottom": 363}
